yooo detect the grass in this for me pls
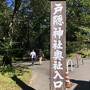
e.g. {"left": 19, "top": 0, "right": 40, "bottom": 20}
{"left": 0, "top": 65, "right": 32, "bottom": 90}
{"left": 0, "top": 74, "right": 20, "bottom": 90}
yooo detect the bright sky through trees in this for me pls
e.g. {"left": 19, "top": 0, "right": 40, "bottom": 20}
{"left": 6, "top": 0, "right": 14, "bottom": 8}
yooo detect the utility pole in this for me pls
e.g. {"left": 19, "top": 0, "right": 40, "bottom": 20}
{"left": 50, "top": 0, "right": 66, "bottom": 90}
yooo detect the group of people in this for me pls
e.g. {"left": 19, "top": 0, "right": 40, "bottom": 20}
{"left": 30, "top": 49, "right": 44, "bottom": 65}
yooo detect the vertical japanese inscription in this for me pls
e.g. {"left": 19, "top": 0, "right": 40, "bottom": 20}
{"left": 50, "top": 1, "right": 66, "bottom": 90}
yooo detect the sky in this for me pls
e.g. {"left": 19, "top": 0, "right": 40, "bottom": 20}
{"left": 6, "top": 0, "right": 13, "bottom": 7}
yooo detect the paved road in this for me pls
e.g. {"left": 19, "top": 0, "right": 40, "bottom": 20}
{"left": 67, "top": 59, "right": 90, "bottom": 90}
{"left": 13, "top": 58, "right": 90, "bottom": 90}
{"left": 13, "top": 60, "right": 50, "bottom": 90}
{"left": 29, "top": 61, "right": 50, "bottom": 90}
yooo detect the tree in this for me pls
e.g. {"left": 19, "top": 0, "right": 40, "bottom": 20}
{"left": 66, "top": 0, "right": 90, "bottom": 55}
{"left": 9, "top": 0, "right": 50, "bottom": 58}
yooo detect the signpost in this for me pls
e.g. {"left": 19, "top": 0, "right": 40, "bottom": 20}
{"left": 50, "top": 0, "right": 66, "bottom": 90}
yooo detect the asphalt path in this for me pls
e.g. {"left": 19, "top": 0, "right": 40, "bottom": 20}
{"left": 67, "top": 59, "right": 90, "bottom": 90}
{"left": 13, "top": 60, "right": 50, "bottom": 90}
{"left": 13, "top": 58, "right": 90, "bottom": 90}
{"left": 29, "top": 61, "right": 50, "bottom": 90}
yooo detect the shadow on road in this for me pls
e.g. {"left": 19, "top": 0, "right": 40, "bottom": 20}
{"left": 11, "top": 75, "right": 36, "bottom": 90}
{"left": 71, "top": 79, "right": 90, "bottom": 90}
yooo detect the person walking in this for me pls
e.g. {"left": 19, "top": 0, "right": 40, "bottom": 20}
{"left": 30, "top": 50, "right": 36, "bottom": 65}
{"left": 76, "top": 52, "right": 81, "bottom": 68}
{"left": 38, "top": 49, "right": 44, "bottom": 65}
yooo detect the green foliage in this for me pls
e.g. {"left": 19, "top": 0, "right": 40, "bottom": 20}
{"left": 0, "top": 0, "right": 90, "bottom": 59}
{"left": 0, "top": 65, "right": 15, "bottom": 77}
{"left": 0, "top": 65, "right": 32, "bottom": 78}
{"left": 67, "top": 0, "right": 90, "bottom": 56}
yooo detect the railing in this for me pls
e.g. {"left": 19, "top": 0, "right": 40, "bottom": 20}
{"left": 67, "top": 59, "right": 75, "bottom": 73}
{"left": 66, "top": 57, "right": 84, "bottom": 73}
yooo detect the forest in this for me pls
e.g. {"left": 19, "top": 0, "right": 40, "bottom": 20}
{"left": 0, "top": 0, "right": 90, "bottom": 62}
{"left": 0, "top": 0, "right": 90, "bottom": 90}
